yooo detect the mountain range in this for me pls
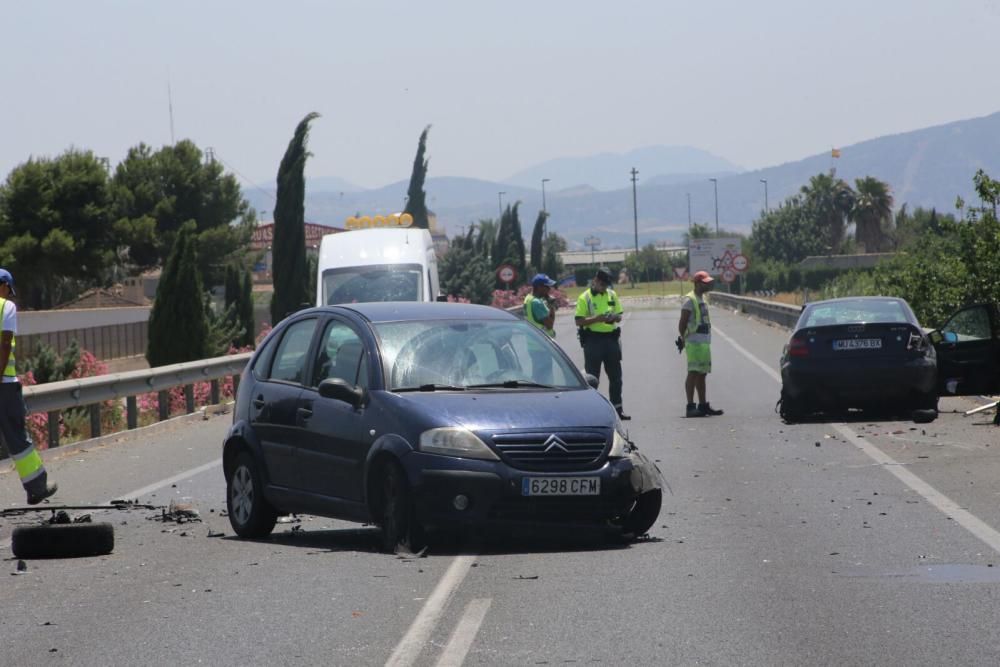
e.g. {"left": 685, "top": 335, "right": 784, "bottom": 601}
{"left": 243, "top": 111, "right": 1000, "bottom": 249}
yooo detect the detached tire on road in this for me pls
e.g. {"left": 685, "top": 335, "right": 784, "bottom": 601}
{"left": 12, "top": 522, "right": 114, "bottom": 559}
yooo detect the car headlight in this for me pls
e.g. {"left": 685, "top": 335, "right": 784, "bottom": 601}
{"left": 609, "top": 428, "right": 631, "bottom": 457}
{"left": 419, "top": 427, "right": 499, "bottom": 461}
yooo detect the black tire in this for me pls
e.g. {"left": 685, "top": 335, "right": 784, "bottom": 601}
{"left": 379, "top": 462, "right": 425, "bottom": 554}
{"left": 779, "top": 388, "right": 806, "bottom": 423}
{"left": 227, "top": 451, "right": 278, "bottom": 538}
{"left": 622, "top": 489, "right": 662, "bottom": 537}
{"left": 913, "top": 391, "right": 939, "bottom": 412}
{"left": 912, "top": 408, "right": 938, "bottom": 424}
{"left": 12, "top": 522, "right": 114, "bottom": 559}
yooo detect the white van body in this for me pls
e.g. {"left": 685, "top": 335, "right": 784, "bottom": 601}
{"left": 316, "top": 227, "right": 440, "bottom": 306}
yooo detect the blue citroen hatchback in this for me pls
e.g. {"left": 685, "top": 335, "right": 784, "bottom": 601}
{"left": 223, "top": 303, "right": 662, "bottom": 551}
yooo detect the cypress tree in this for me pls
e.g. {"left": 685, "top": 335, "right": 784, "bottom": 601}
{"left": 508, "top": 203, "right": 527, "bottom": 284}
{"left": 147, "top": 222, "right": 209, "bottom": 366}
{"left": 224, "top": 264, "right": 239, "bottom": 311}
{"left": 403, "top": 125, "right": 431, "bottom": 229}
{"left": 239, "top": 268, "right": 255, "bottom": 347}
{"left": 529, "top": 210, "right": 547, "bottom": 272}
{"left": 271, "top": 112, "right": 319, "bottom": 325}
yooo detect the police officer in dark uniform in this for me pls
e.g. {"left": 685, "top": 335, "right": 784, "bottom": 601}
{"left": 574, "top": 267, "right": 630, "bottom": 420}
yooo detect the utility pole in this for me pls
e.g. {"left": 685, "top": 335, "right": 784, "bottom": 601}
{"left": 686, "top": 192, "right": 692, "bottom": 230}
{"left": 709, "top": 177, "right": 719, "bottom": 235}
{"left": 760, "top": 178, "right": 769, "bottom": 213}
{"left": 630, "top": 167, "right": 639, "bottom": 255}
{"left": 498, "top": 191, "right": 506, "bottom": 220}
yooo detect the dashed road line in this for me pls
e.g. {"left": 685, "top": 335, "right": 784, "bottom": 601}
{"left": 385, "top": 553, "right": 478, "bottom": 667}
{"left": 715, "top": 324, "right": 1000, "bottom": 556}
{"left": 435, "top": 598, "right": 493, "bottom": 667}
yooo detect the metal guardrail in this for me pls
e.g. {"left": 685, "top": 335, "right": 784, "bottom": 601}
{"left": 19, "top": 352, "right": 252, "bottom": 452}
{"left": 709, "top": 292, "right": 801, "bottom": 329}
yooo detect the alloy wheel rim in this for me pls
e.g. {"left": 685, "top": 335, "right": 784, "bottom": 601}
{"left": 232, "top": 466, "right": 253, "bottom": 525}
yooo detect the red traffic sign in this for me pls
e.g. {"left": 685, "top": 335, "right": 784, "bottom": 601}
{"left": 673, "top": 267, "right": 689, "bottom": 280}
{"left": 721, "top": 268, "right": 737, "bottom": 283}
{"left": 496, "top": 264, "right": 517, "bottom": 284}
{"left": 732, "top": 253, "right": 750, "bottom": 272}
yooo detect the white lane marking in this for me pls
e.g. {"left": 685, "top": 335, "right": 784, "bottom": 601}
{"left": 1, "top": 458, "right": 222, "bottom": 552}
{"left": 385, "top": 554, "right": 478, "bottom": 667}
{"left": 110, "top": 458, "right": 221, "bottom": 503}
{"left": 435, "top": 598, "right": 493, "bottom": 667}
{"left": 715, "top": 324, "right": 1000, "bottom": 555}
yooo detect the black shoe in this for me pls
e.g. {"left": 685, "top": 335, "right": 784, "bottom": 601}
{"left": 26, "top": 483, "right": 58, "bottom": 506}
{"left": 698, "top": 403, "right": 724, "bottom": 416}
{"left": 616, "top": 409, "right": 632, "bottom": 421}
{"left": 686, "top": 403, "right": 705, "bottom": 418}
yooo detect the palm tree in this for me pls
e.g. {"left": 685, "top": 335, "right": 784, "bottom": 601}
{"left": 801, "top": 173, "right": 854, "bottom": 253}
{"left": 852, "top": 176, "right": 893, "bottom": 252}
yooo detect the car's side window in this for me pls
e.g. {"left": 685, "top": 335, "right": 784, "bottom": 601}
{"left": 943, "top": 306, "right": 992, "bottom": 342}
{"left": 267, "top": 318, "right": 318, "bottom": 384}
{"left": 313, "top": 320, "right": 369, "bottom": 388}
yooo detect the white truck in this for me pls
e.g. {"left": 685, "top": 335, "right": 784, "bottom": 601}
{"left": 316, "top": 225, "right": 440, "bottom": 306}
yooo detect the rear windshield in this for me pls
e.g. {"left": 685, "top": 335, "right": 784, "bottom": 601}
{"left": 322, "top": 263, "right": 423, "bottom": 304}
{"left": 802, "top": 299, "right": 912, "bottom": 327}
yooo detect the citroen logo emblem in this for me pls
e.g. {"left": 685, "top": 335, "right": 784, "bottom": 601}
{"left": 543, "top": 435, "right": 569, "bottom": 453}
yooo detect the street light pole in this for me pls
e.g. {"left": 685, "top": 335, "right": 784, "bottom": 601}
{"left": 541, "top": 178, "right": 550, "bottom": 238}
{"left": 498, "top": 191, "right": 506, "bottom": 220}
{"left": 760, "top": 178, "right": 769, "bottom": 213}
{"left": 686, "top": 193, "right": 692, "bottom": 230}
{"left": 709, "top": 178, "right": 719, "bottom": 235}
{"left": 630, "top": 167, "right": 639, "bottom": 255}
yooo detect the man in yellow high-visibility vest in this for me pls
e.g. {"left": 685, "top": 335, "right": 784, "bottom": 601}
{"left": 0, "top": 269, "right": 58, "bottom": 504}
{"left": 677, "top": 270, "right": 724, "bottom": 418}
{"left": 575, "top": 267, "right": 630, "bottom": 420}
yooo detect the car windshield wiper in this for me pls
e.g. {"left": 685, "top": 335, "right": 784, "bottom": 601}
{"left": 466, "top": 380, "right": 555, "bottom": 389}
{"left": 393, "top": 383, "right": 467, "bottom": 392}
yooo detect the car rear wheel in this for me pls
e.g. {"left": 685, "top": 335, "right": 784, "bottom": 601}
{"left": 779, "top": 388, "right": 807, "bottom": 423}
{"left": 622, "top": 489, "right": 662, "bottom": 537}
{"left": 379, "top": 462, "right": 425, "bottom": 554}
{"left": 227, "top": 452, "right": 278, "bottom": 538}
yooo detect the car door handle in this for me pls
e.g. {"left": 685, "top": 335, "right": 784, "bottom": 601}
{"left": 297, "top": 407, "right": 313, "bottom": 420}
{"left": 252, "top": 396, "right": 265, "bottom": 409}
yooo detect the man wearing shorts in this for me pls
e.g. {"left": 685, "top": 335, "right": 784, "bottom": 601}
{"left": 678, "top": 271, "right": 723, "bottom": 418}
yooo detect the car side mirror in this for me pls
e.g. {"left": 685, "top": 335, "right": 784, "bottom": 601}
{"left": 584, "top": 373, "right": 599, "bottom": 389}
{"left": 436, "top": 294, "right": 448, "bottom": 302}
{"left": 319, "top": 378, "right": 365, "bottom": 407}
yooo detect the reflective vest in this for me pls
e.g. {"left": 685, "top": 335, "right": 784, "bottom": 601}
{"left": 684, "top": 292, "right": 710, "bottom": 345}
{"left": 577, "top": 288, "right": 620, "bottom": 333}
{"left": 0, "top": 297, "right": 16, "bottom": 377}
{"left": 524, "top": 294, "right": 555, "bottom": 338}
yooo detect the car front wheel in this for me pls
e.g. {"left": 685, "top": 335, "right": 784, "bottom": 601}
{"left": 379, "top": 461, "right": 425, "bottom": 554}
{"left": 227, "top": 451, "right": 278, "bottom": 538}
{"left": 622, "top": 489, "right": 662, "bottom": 537}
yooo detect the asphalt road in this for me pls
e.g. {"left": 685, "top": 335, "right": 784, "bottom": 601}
{"left": 4, "top": 298, "right": 1000, "bottom": 666}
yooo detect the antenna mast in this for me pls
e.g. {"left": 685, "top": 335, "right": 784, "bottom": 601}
{"left": 167, "top": 82, "right": 176, "bottom": 144}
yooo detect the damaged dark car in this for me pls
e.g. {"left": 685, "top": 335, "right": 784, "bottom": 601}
{"left": 222, "top": 302, "right": 663, "bottom": 551}
{"left": 779, "top": 297, "right": 1000, "bottom": 422}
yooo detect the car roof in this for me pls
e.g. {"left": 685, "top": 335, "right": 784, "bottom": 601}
{"left": 299, "top": 302, "right": 520, "bottom": 324}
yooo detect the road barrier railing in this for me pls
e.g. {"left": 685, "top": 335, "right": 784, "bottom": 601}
{"left": 708, "top": 292, "right": 801, "bottom": 329}
{"left": 17, "top": 352, "right": 252, "bottom": 453}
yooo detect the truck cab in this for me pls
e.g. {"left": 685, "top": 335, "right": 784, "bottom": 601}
{"left": 316, "top": 221, "right": 440, "bottom": 306}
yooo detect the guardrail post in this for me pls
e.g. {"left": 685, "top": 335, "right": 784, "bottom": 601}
{"left": 210, "top": 379, "right": 220, "bottom": 405}
{"left": 158, "top": 390, "right": 169, "bottom": 421}
{"left": 89, "top": 404, "right": 101, "bottom": 439}
{"left": 126, "top": 396, "right": 137, "bottom": 429}
{"left": 184, "top": 384, "right": 195, "bottom": 413}
{"left": 47, "top": 411, "right": 60, "bottom": 449}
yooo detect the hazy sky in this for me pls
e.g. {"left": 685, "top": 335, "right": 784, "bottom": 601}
{"left": 3, "top": 0, "right": 1000, "bottom": 191}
